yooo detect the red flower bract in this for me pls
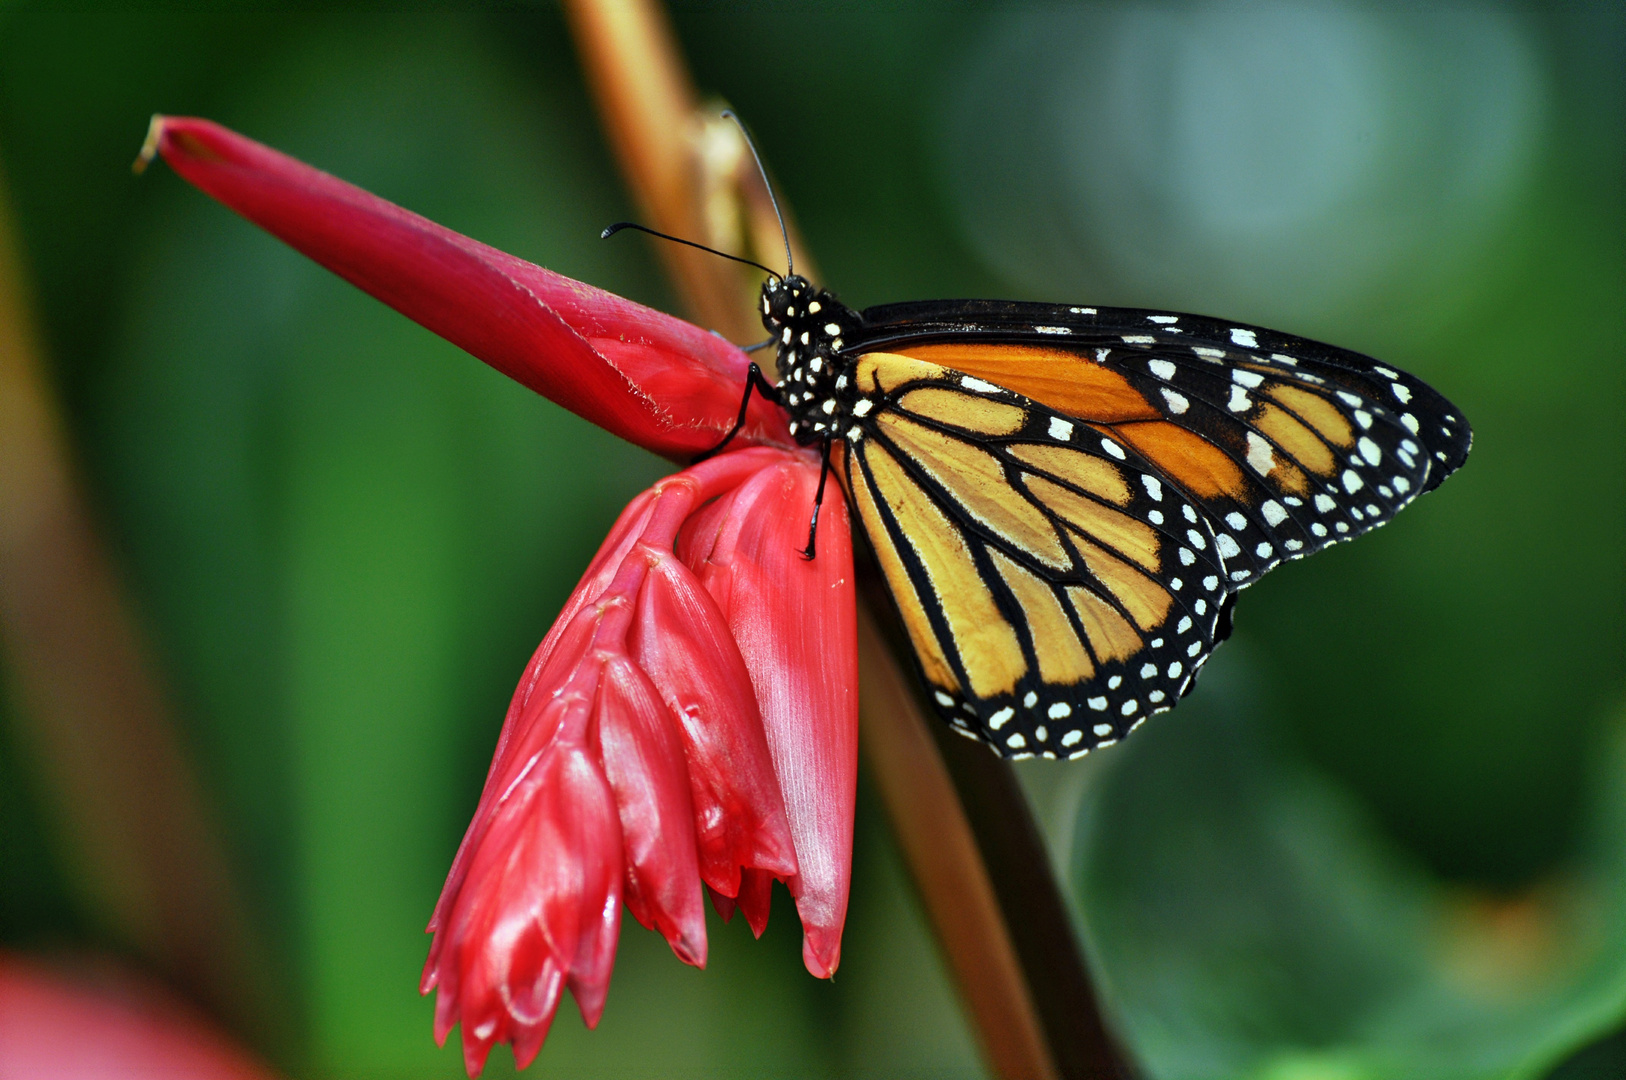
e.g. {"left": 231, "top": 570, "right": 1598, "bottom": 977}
{"left": 146, "top": 117, "right": 859, "bottom": 1074}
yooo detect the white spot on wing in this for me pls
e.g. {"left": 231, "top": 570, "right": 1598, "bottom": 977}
{"left": 1100, "top": 438, "right": 1126, "bottom": 460}
{"left": 1162, "top": 388, "right": 1190, "bottom": 413}
{"left": 1142, "top": 475, "right": 1163, "bottom": 501}
{"left": 1230, "top": 328, "right": 1258, "bottom": 348}
{"left": 1148, "top": 315, "right": 1179, "bottom": 324}
{"left": 1048, "top": 702, "right": 1071, "bottom": 719}
{"left": 1149, "top": 359, "right": 1177, "bottom": 380}
{"left": 1228, "top": 385, "right": 1252, "bottom": 412}
{"left": 1392, "top": 382, "right": 1412, "bottom": 403}
{"left": 1246, "top": 432, "right": 1275, "bottom": 475}
{"left": 1232, "top": 369, "right": 1264, "bottom": 388}
{"left": 1262, "top": 500, "right": 1288, "bottom": 526}
{"left": 1358, "top": 437, "right": 1381, "bottom": 465}
{"left": 989, "top": 707, "right": 1014, "bottom": 730}
{"left": 1215, "top": 533, "right": 1242, "bottom": 559}
{"left": 1049, "top": 417, "right": 1073, "bottom": 441}
{"left": 1121, "top": 335, "right": 1155, "bottom": 344}
{"left": 1034, "top": 325, "right": 1071, "bottom": 335}
{"left": 961, "top": 376, "right": 1001, "bottom": 394}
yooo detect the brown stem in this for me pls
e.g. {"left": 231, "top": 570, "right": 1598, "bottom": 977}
{"left": 562, "top": 0, "right": 758, "bottom": 345}
{"left": 562, "top": 5, "right": 1132, "bottom": 1076}
{"left": 0, "top": 160, "right": 283, "bottom": 1048}
{"left": 858, "top": 558, "right": 1131, "bottom": 1079}
{"left": 856, "top": 604, "right": 1058, "bottom": 1078}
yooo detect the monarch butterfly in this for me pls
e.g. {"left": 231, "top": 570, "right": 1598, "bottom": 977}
{"left": 620, "top": 123, "right": 1473, "bottom": 763}
{"left": 722, "top": 275, "right": 1471, "bottom": 761}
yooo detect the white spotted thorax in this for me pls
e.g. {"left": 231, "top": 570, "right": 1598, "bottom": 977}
{"left": 762, "top": 275, "right": 863, "bottom": 443}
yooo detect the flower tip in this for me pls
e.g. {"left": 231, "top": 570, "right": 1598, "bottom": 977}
{"left": 802, "top": 932, "right": 842, "bottom": 980}
{"left": 133, "top": 114, "right": 165, "bottom": 175}
{"left": 431, "top": 987, "right": 458, "bottom": 1046}
{"left": 461, "top": 1033, "right": 493, "bottom": 1078}
{"left": 737, "top": 868, "right": 774, "bottom": 939}
{"left": 670, "top": 932, "right": 706, "bottom": 969}
{"left": 511, "top": 1023, "right": 550, "bottom": 1071}
{"left": 707, "top": 885, "right": 737, "bottom": 924}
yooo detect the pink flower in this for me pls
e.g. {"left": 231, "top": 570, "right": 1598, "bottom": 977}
{"left": 145, "top": 117, "right": 859, "bottom": 1074}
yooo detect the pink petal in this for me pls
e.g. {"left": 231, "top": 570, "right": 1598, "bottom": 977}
{"left": 631, "top": 547, "right": 799, "bottom": 896}
{"left": 147, "top": 116, "right": 791, "bottom": 460}
{"left": 431, "top": 695, "right": 622, "bottom": 1075}
{"left": 680, "top": 458, "right": 859, "bottom": 978}
{"left": 595, "top": 654, "right": 707, "bottom": 968}
{"left": 734, "top": 868, "right": 777, "bottom": 939}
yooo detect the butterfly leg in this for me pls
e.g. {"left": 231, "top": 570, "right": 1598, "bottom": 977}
{"left": 800, "top": 438, "right": 832, "bottom": 561}
{"left": 694, "top": 362, "right": 781, "bottom": 462}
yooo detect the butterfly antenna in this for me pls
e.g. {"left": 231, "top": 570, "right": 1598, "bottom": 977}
{"left": 721, "top": 110, "right": 793, "bottom": 278}
{"left": 601, "top": 221, "right": 780, "bottom": 279}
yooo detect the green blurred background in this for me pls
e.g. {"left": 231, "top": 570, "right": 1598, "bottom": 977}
{"left": 0, "top": 4, "right": 1620, "bottom": 1078}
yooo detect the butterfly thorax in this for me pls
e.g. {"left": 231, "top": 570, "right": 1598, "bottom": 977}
{"left": 761, "top": 274, "right": 862, "bottom": 444}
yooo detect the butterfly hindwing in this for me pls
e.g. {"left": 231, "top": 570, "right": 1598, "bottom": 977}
{"left": 843, "top": 351, "right": 1231, "bottom": 758}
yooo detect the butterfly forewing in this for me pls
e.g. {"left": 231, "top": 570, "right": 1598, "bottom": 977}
{"left": 837, "top": 302, "right": 1470, "bottom": 756}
